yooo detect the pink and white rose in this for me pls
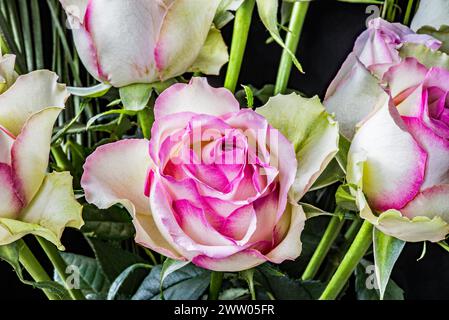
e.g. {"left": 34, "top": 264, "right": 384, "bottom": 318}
{"left": 60, "top": 0, "right": 228, "bottom": 88}
{"left": 325, "top": 18, "right": 441, "bottom": 139}
{"left": 0, "top": 53, "right": 83, "bottom": 249}
{"left": 81, "top": 78, "right": 339, "bottom": 271}
{"left": 348, "top": 58, "right": 449, "bottom": 242}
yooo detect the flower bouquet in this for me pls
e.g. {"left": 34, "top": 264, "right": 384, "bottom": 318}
{"left": 1, "top": 0, "right": 449, "bottom": 301}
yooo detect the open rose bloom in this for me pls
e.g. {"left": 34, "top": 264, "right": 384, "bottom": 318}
{"left": 0, "top": 53, "right": 83, "bottom": 248}
{"left": 82, "top": 78, "right": 339, "bottom": 271}
{"left": 60, "top": 0, "right": 227, "bottom": 88}
{"left": 325, "top": 18, "right": 441, "bottom": 139}
{"left": 347, "top": 58, "right": 449, "bottom": 242}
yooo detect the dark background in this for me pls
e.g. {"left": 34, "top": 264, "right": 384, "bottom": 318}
{"left": 2, "top": 0, "right": 449, "bottom": 300}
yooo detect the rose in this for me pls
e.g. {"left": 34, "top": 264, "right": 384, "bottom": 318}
{"left": 0, "top": 53, "right": 83, "bottom": 248}
{"left": 81, "top": 78, "right": 339, "bottom": 271}
{"left": 347, "top": 58, "right": 449, "bottom": 242}
{"left": 60, "top": 0, "right": 227, "bottom": 88}
{"left": 324, "top": 18, "right": 441, "bottom": 139}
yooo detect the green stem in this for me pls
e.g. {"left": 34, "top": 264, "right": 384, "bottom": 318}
{"left": 51, "top": 144, "right": 73, "bottom": 172}
{"left": 18, "top": 240, "right": 59, "bottom": 300}
{"left": 223, "top": 0, "right": 256, "bottom": 93}
{"left": 301, "top": 215, "right": 345, "bottom": 281}
{"left": 138, "top": 107, "right": 154, "bottom": 140}
{"left": 403, "top": 0, "right": 414, "bottom": 25}
{"left": 31, "top": 0, "right": 44, "bottom": 69}
{"left": 209, "top": 271, "right": 224, "bottom": 300}
{"left": 36, "top": 237, "right": 85, "bottom": 300}
{"left": 274, "top": 1, "right": 309, "bottom": 95}
{"left": 319, "top": 221, "right": 373, "bottom": 300}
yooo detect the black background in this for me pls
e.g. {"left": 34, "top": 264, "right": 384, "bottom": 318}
{"left": 1, "top": 0, "right": 449, "bottom": 300}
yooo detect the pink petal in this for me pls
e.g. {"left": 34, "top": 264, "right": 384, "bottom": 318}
{"left": 81, "top": 139, "right": 151, "bottom": 213}
{"left": 154, "top": 77, "right": 239, "bottom": 120}
{"left": 192, "top": 249, "right": 267, "bottom": 272}
{"left": 173, "top": 199, "right": 233, "bottom": 246}
{"left": 402, "top": 117, "right": 449, "bottom": 188}
{"left": 0, "top": 163, "right": 23, "bottom": 218}
{"left": 350, "top": 100, "right": 427, "bottom": 211}
{"left": 401, "top": 184, "right": 449, "bottom": 222}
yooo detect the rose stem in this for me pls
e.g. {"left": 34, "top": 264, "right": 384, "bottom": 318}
{"left": 319, "top": 220, "right": 373, "bottom": 300}
{"left": 208, "top": 271, "right": 224, "bottom": 300}
{"left": 18, "top": 240, "right": 60, "bottom": 300}
{"left": 319, "top": 217, "right": 363, "bottom": 282}
{"left": 223, "top": 0, "right": 256, "bottom": 93}
{"left": 274, "top": 0, "right": 310, "bottom": 95}
{"left": 301, "top": 214, "right": 345, "bottom": 281}
{"left": 36, "top": 236, "right": 85, "bottom": 300}
{"left": 403, "top": 0, "right": 415, "bottom": 26}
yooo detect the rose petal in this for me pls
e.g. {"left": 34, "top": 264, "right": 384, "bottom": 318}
{"left": 383, "top": 57, "right": 428, "bottom": 98}
{"left": 0, "top": 164, "right": 22, "bottom": 219}
{"left": 11, "top": 107, "right": 62, "bottom": 204}
{"left": 324, "top": 53, "right": 385, "bottom": 139}
{"left": 265, "top": 203, "right": 306, "bottom": 263}
{"left": 154, "top": 77, "right": 239, "bottom": 120}
{"left": 81, "top": 139, "right": 182, "bottom": 258}
{"left": 402, "top": 185, "right": 449, "bottom": 222}
{"left": 155, "top": 0, "right": 221, "bottom": 80}
{"left": 192, "top": 249, "right": 267, "bottom": 272}
{"left": 349, "top": 100, "right": 427, "bottom": 211}
{"left": 402, "top": 117, "right": 449, "bottom": 188}
{"left": 81, "top": 139, "right": 151, "bottom": 213}
{"left": 7, "top": 172, "right": 84, "bottom": 249}
{"left": 0, "top": 70, "right": 67, "bottom": 136}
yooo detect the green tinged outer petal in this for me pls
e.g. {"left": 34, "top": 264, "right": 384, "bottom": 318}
{"left": 0, "top": 172, "right": 84, "bottom": 249}
{"left": 188, "top": 27, "right": 229, "bottom": 75}
{"left": 257, "top": 93, "right": 339, "bottom": 202}
{"left": 400, "top": 43, "right": 449, "bottom": 71}
{"left": 348, "top": 151, "right": 449, "bottom": 243}
{"left": 411, "top": 0, "right": 449, "bottom": 31}
{"left": 156, "top": 0, "right": 221, "bottom": 81}
{"left": 417, "top": 26, "right": 449, "bottom": 54}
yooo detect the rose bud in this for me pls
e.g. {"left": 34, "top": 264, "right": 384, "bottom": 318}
{"left": 347, "top": 58, "right": 449, "bottom": 242}
{"left": 60, "top": 0, "right": 228, "bottom": 88}
{"left": 0, "top": 53, "right": 83, "bottom": 248}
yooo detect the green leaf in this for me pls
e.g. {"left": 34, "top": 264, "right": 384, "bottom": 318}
{"left": 418, "top": 25, "right": 449, "bottom": 54}
{"left": 160, "top": 259, "right": 190, "bottom": 285}
{"left": 219, "top": 288, "right": 249, "bottom": 300}
{"left": 299, "top": 203, "right": 333, "bottom": 219}
{"left": 82, "top": 205, "right": 135, "bottom": 241}
{"left": 240, "top": 269, "right": 256, "bottom": 300}
{"left": 400, "top": 43, "right": 449, "bottom": 71}
{"left": 119, "top": 83, "right": 153, "bottom": 111}
{"left": 214, "top": 0, "right": 244, "bottom": 28}
{"left": 355, "top": 259, "right": 404, "bottom": 300}
{"left": 335, "top": 184, "right": 358, "bottom": 212}
{"left": 256, "top": 264, "right": 325, "bottom": 299}
{"left": 336, "top": 134, "right": 351, "bottom": 172}
{"left": 86, "top": 109, "right": 136, "bottom": 129}
{"left": 256, "top": 0, "right": 303, "bottom": 73}
{"left": 59, "top": 252, "right": 110, "bottom": 299}
{"left": 107, "top": 263, "right": 152, "bottom": 300}
{"left": 132, "top": 264, "right": 211, "bottom": 300}
{"left": 309, "top": 159, "right": 345, "bottom": 191}
{"left": 373, "top": 228, "right": 405, "bottom": 300}
{"left": 241, "top": 85, "right": 254, "bottom": 108}
{"left": 87, "top": 238, "right": 146, "bottom": 283}
{"left": 189, "top": 27, "right": 229, "bottom": 75}
{"left": 67, "top": 83, "right": 112, "bottom": 98}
